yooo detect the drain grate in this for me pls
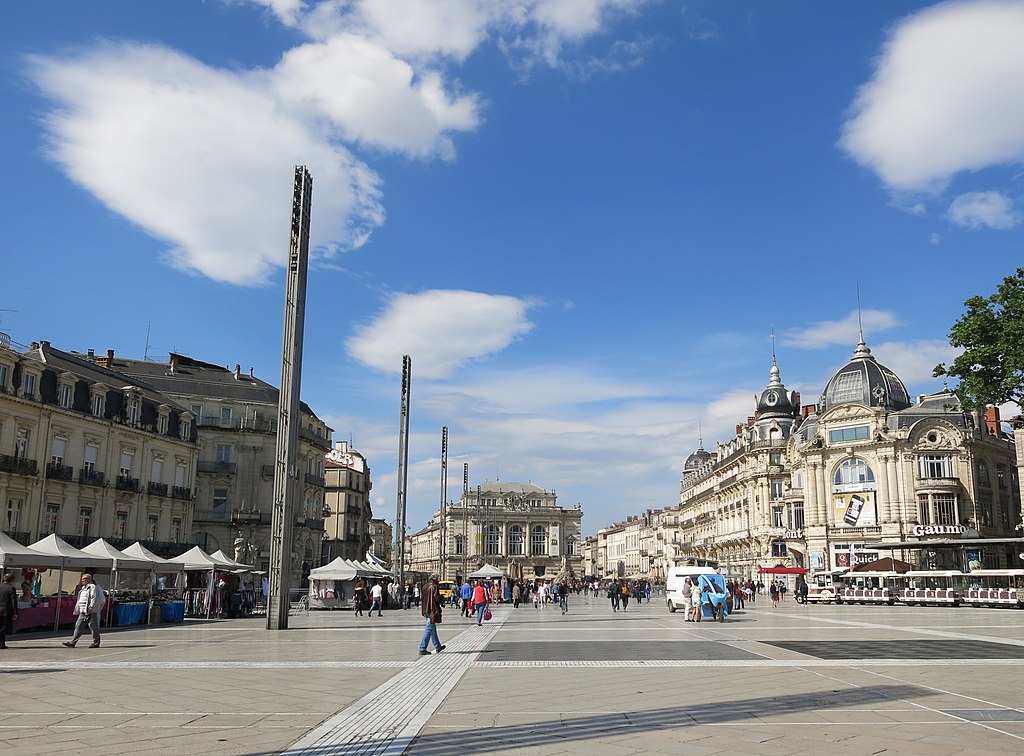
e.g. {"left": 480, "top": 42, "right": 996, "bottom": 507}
{"left": 943, "top": 709, "right": 1024, "bottom": 722}
{"left": 762, "top": 640, "right": 1024, "bottom": 660}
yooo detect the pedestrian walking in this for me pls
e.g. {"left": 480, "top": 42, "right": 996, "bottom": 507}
{"left": 472, "top": 580, "right": 490, "bottom": 625}
{"left": 512, "top": 581, "right": 521, "bottom": 608}
{"left": 769, "top": 582, "right": 779, "bottom": 607}
{"left": 353, "top": 580, "right": 368, "bottom": 616}
{"left": 418, "top": 573, "right": 445, "bottom": 656}
{"left": 460, "top": 580, "right": 473, "bottom": 616}
{"left": 0, "top": 572, "right": 18, "bottom": 649}
{"left": 559, "top": 580, "right": 569, "bottom": 615}
{"left": 368, "top": 581, "right": 384, "bottom": 616}
{"left": 62, "top": 573, "right": 104, "bottom": 648}
{"left": 620, "top": 581, "right": 630, "bottom": 611}
{"left": 608, "top": 580, "right": 620, "bottom": 611}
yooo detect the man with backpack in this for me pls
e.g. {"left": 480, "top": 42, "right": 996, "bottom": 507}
{"left": 63, "top": 573, "right": 104, "bottom": 649}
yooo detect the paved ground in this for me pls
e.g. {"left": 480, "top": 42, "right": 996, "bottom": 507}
{"left": 3, "top": 593, "right": 1024, "bottom": 754}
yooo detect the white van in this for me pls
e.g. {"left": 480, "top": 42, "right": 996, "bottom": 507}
{"left": 665, "top": 565, "right": 723, "bottom": 613}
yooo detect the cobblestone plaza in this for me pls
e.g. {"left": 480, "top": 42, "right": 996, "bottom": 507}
{"left": 3, "top": 595, "right": 1024, "bottom": 754}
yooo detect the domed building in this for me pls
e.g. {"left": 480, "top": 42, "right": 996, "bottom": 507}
{"left": 677, "top": 338, "right": 1022, "bottom": 578}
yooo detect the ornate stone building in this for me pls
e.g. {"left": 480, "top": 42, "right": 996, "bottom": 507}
{"left": 322, "top": 441, "right": 372, "bottom": 563}
{"left": 678, "top": 339, "right": 1022, "bottom": 577}
{"left": 409, "top": 481, "right": 583, "bottom": 582}
{"left": 0, "top": 341, "right": 198, "bottom": 553}
{"left": 115, "top": 352, "right": 332, "bottom": 585}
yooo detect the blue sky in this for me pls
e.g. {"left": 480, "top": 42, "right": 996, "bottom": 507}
{"left": 2, "top": 1, "right": 1023, "bottom": 538}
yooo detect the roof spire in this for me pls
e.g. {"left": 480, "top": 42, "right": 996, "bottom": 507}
{"left": 697, "top": 418, "right": 704, "bottom": 450}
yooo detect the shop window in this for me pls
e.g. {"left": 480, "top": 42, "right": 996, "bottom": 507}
{"left": 771, "top": 541, "right": 788, "bottom": 558}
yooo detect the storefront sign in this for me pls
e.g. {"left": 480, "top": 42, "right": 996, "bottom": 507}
{"left": 784, "top": 529, "right": 803, "bottom": 540}
{"left": 911, "top": 524, "right": 966, "bottom": 537}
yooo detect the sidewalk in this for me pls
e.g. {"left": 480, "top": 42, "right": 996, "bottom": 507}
{"left": 2, "top": 595, "right": 1024, "bottom": 754}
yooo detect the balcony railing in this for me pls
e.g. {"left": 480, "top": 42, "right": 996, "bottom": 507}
{"left": 79, "top": 468, "right": 105, "bottom": 487}
{"left": 198, "top": 461, "right": 237, "bottom": 475}
{"left": 148, "top": 481, "right": 169, "bottom": 497}
{"left": 115, "top": 475, "right": 140, "bottom": 492}
{"left": 172, "top": 486, "right": 192, "bottom": 500}
{"left": 194, "top": 508, "right": 231, "bottom": 522}
{"left": 295, "top": 517, "right": 325, "bottom": 531}
{"left": 0, "top": 454, "right": 38, "bottom": 476}
{"left": 46, "top": 462, "right": 74, "bottom": 481}
{"left": 304, "top": 473, "right": 325, "bottom": 487}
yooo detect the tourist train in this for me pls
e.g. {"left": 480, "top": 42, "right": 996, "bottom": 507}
{"left": 806, "top": 569, "right": 1024, "bottom": 608}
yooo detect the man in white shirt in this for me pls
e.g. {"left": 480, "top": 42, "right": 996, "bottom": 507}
{"left": 368, "top": 581, "right": 384, "bottom": 617}
{"left": 62, "top": 573, "right": 103, "bottom": 648}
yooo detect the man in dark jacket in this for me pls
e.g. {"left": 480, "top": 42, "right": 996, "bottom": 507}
{"left": 0, "top": 572, "right": 20, "bottom": 649}
{"left": 418, "top": 573, "right": 446, "bottom": 656}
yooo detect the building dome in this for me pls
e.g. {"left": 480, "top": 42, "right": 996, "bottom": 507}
{"left": 821, "top": 338, "right": 910, "bottom": 412}
{"left": 755, "top": 357, "right": 798, "bottom": 420}
{"left": 683, "top": 445, "right": 712, "bottom": 473}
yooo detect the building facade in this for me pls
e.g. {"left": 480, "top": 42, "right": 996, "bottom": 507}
{"left": 409, "top": 481, "right": 583, "bottom": 582}
{"left": 677, "top": 340, "right": 1022, "bottom": 578}
{"left": 114, "top": 352, "right": 332, "bottom": 585}
{"left": 368, "top": 517, "right": 392, "bottom": 567}
{"left": 0, "top": 341, "right": 198, "bottom": 553}
{"left": 322, "top": 441, "right": 372, "bottom": 563}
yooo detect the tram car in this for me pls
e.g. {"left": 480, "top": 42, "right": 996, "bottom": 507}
{"left": 898, "top": 570, "right": 962, "bottom": 606}
{"left": 805, "top": 570, "right": 847, "bottom": 604}
{"left": 959, "top": 569, "right": 1024, "bottom": 608}
{"left": 834, "top": 571, "right": 901, "bottom": 605}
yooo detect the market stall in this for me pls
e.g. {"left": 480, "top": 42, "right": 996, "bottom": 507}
{"left": 80, "top": 539, "right": 154, "bottom": 626}
{"left": 308, "top": 558, "right": 390, "bottom": 610}
{"left": 27, "top": 534, "right": 114, "bottom": 633}
{"left": 209, "top": 549, "right": 257, "bottom": 617}
{"left": 174, "top": 546, "right": 236, "bottom": 618}
{"left": 0, "top": 532, "right": 66, "bottom": 633}
{"left": 121, "top": 542, "right": 186, "bottom": 622}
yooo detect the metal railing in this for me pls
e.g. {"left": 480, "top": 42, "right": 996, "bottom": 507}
{"left": 79, "top": 468, "right": 105, "bottom": 486}
{"left": 46, "top": 462, "right": 74, "bottom": 481}
{"left": 0, "top": 454, "right": 38, "bottom": 476}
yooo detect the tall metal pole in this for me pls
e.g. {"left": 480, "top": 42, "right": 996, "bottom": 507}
{"left": 268, "top": 165, "right": 312, "bottom": 630}
{"left": 394, "top": 355, "right": 412, "bottom": 593}
{"left": 439, "top": 427, "right": 448, "bottom": 579}
{"left": 461, "top": 463, "right": 469, "bottom": 580}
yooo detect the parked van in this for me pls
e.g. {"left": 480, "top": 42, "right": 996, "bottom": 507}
{"left": 665, "top": 565, "right": 726, "bottom": 613}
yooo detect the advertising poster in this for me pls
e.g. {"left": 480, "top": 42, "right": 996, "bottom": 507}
{"left": 833, "top": 491, "right": 877, "bottom": 527}
{"left": 550, "top": 524, "right": 560, "bottom": 558}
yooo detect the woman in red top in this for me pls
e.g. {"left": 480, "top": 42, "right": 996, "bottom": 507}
{"left": 471, "top": 580, "right": 489, "bottom": 625}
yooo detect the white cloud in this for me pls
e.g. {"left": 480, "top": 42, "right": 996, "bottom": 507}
{"left": 345, "top": 290, "right": 537, "bottom": 378}
{"left": 29, "top": 43, "right": 384, "bottom": 285}
{"left": 840, "top": 0, "right": 1024, "bottom": 192}
{"left": 781, "top": 310, "right": 899, "bottom": 350}
{"left": 947, "top": 191, "right": 1021, "bottom": 230}
{"left": 870, "top": 339, "right": 959, "bottom": 388}
{"left": 269, "top": 34, "right": 481, "bottom": 158}
{"left": 28, "top": 0, "right": 648, "bottom": 286}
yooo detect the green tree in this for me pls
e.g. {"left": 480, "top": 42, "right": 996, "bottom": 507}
{"left": 934, "top": 267, "right": 1024, "bottom": 412}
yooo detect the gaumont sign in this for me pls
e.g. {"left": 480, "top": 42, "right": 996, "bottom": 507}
{"left": 911, "top": 524, "right": 966, "bottom": 537}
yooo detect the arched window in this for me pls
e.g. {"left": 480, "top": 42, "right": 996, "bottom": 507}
{"left": 484, "top": 524, "right": 500, "bottom": 556}
{"left": 508, "top": 525, "right": 524, "bottom": 555}
{"left": 834, "top": 458, "right": 875, "bottom": 486}
{"left": 454, "top": 535, "right": 464, "bottom": 555}
{"left": 531, "top": 525, "right": 547, "bottom": 556}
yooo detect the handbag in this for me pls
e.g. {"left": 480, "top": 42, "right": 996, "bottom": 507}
{"left": 483, "top": 608, "right": 492, "bottom": 621}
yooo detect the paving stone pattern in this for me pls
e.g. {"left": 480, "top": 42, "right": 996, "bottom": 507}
{"left": 3, "top": 597, "right": 1024, "bottom": 754}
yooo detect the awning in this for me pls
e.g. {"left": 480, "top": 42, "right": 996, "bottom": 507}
{"left": 757, "top": 567, "right": 808, "bottom": 575}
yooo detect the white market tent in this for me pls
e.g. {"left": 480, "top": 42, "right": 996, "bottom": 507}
{"left": 174, "top": 546, "right": 238, "bottom": 618}
{"left": 29, "top": 534, "right": 115, "bottom": 632}
{"left": 174, "top": 545, "right": 236, "bottom": 571}
{"left": 308, "top": 558, "right": 390, "bottom": 610}
{"left": 80, "top": 539, "right": 152, "bottom": 571}
{"left": 0, "top": 531, "right": 63, "bottom": 569}
{"left": 467, "top": 563, "right": 505, "bottom": 580}
{"left": 209, "top": 549, "right": 254, "bottom": 571}
{"left": 121, "top": 542, "right": 186, "bottom": 572}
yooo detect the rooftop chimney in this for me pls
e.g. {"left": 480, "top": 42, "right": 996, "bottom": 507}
{"left": 233, "top": 364, "right": 241, "bottom": 380}
{"left": 95, "top": 349, "right": 115, "bottom": 368}
{"left": 801, "top": 404, "right": 816, "bottom": 419}
{"left": 985, "top": 406, "right": 1001, "bottom": 436}
{"left": 87, "top": 348, "right": 95, "bottom": 360}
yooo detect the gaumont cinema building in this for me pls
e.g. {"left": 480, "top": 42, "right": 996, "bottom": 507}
{"left": 679, "top": 337, "right": 1022, "bottom": 575}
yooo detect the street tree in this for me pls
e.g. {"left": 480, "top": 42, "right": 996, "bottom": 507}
{"left": 934, "top": 267, "right": 1024, "bottom": 413}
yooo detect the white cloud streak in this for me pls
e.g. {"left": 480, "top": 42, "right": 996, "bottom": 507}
{"left": 947, "top": 191, "right": 1021, "bottom": 230}
{"left": 345, "top": 290, "right": 537, "bottom": 379}
{"left": 840, "top": 0, "right": 1024, "bottom": 193}
{"left": 781, "top": 310, "right": 899, "bottom": 350}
